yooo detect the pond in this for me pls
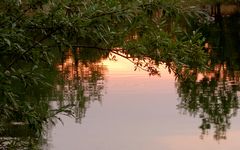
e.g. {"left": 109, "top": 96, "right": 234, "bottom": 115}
{"left": 47, "top": 52, "right": 240, "bottom": 150}
{"left": 44, "top": 15, "right": 240, "bottom": 149}
{"left": 0, "top": 5, "right": 240, "bottom": 150}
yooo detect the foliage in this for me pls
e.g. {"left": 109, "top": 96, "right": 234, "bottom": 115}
{"left": 176, "top": 16, "right": 240, "bottom": 140}
{"left": 0, "top": 0, "right": 210, "bottom": 147}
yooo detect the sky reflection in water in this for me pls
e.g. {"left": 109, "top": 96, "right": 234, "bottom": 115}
{"left": 48, "top": 54, "right": 240, "bottom": 150}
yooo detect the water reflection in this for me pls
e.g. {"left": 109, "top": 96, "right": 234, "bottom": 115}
{"left": 47, "top": 26, "right": 240, "bottom": 150}
{"left": 56, "top": 36, "right": 240, "bottom": 141}
{"left": 176, "top": 68, "right": 240, "bottom": 140}
{"left": 54, "top": 49, "right": 106, "bottom": 123}
{"left": 0, "top": 48, "right": 107, "bottom": 149}
{"left": 176, "top": 15, "right": 240, "bottom": 140}
{"left": 47, "top": 15, "right": 240, "bottom": 149}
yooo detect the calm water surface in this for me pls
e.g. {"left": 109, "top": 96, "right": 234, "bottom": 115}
{"left": 47, "top": 54, "right": 240, "bottom": 150}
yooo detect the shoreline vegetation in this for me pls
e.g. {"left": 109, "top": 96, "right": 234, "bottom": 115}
{"left": 0, "top": 0, "right": 239, "bottom": 149}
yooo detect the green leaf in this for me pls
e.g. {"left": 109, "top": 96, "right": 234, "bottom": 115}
{"left": 4, "top": 38, "right": 11, "bottom": 47}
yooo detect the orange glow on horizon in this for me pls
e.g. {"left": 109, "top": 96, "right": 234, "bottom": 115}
{"left": 57, "top": 49, "right": 176, "bottom": 81}
{"left": 102, "top": 52, "right": 174, "bottom": 79}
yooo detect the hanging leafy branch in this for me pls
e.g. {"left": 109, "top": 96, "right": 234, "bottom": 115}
{"left": 0, "top": 0, "right": 210, "bottom": 142}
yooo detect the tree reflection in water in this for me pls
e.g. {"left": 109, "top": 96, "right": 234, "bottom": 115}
{"left": 0, "top": 48, "right": 107, "bottom": 149}
{"left": 176, "top": 15, "right": 240, "bottom": 140}
{"left": 176, "top": 64, "right": 240, "bottom": 140}
{"left": 112, "top": 46, "right": 240, "bottom": 141}
{"left": 54, "top": 49, "right": 107, "bottom": 123}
